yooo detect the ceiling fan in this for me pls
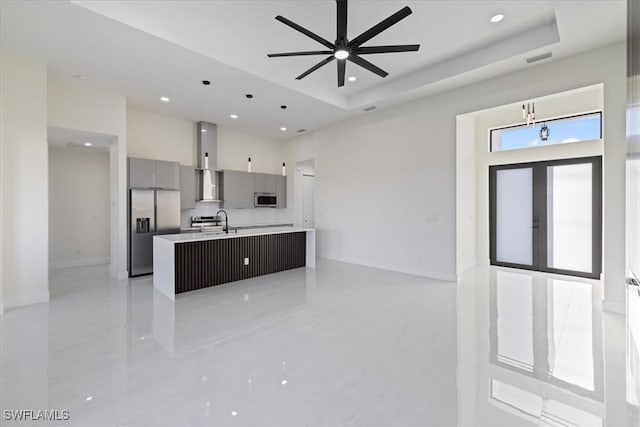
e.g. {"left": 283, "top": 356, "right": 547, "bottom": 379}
{"left": 267, "top": 0, "right": 420, "bottom": 87}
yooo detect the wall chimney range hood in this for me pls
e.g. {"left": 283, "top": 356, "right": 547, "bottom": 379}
{"left": 197, "top": 121, "right": 220, "bottom": 201}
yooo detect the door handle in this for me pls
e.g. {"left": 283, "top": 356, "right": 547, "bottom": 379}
{"left": 531, "top": 215, "right": 539, "bottom": 229}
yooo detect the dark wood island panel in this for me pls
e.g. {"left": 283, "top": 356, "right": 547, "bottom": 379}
{"left": 174, "top": 232, "right": 306, "bottom": 294}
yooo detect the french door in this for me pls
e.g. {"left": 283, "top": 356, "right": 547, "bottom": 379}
{"left": 489, "top": 156, "right": 602, "bottom": 279}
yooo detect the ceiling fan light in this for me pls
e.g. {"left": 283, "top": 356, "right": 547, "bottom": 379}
{"left": 334, "top": 50, "right": 349, "bottom": 60}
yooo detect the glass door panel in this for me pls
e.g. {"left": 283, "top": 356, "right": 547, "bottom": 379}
{"left": 495, "top": 168, "right": 533, "bottom": 266}
{"left": 547, "top": 163, "right": 593, "bottom": 272}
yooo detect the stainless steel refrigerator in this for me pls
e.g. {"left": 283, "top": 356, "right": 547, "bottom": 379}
{"left": 129, "top": 189, "right": 180, "bottom": 276}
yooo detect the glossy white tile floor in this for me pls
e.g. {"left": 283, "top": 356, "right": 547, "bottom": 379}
{"left": 1, "top": 260, "right": 638, "bottom": 426}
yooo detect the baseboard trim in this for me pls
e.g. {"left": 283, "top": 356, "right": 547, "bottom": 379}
{"left": 109, "top": 263, "right": 129, "bottom": 280}
{"left": 50, "top": 257, "right": 110, "bottom": 270}
{"left": 319, "top": 255, "right": 457, "bottom": 282}
{"left": 602, "top": 299, "right": 625, "bottom": 314}
{"left": 2, "top": 291, "right": 50, "bottom": 311}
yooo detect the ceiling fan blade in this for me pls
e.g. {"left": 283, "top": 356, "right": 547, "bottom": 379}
{"left": 296, "top": 56, "right": 335, "bottom": 80}
{"left": 337, "top": 59, "right": 346, "bottom": 87}
{"left": 336, "top": 0, "right": 348, "bottom": 45}
{"left": 275, "top": 15, "right": 335, "bottom": 49}
{"left": 348, "top": 6, "right": 413, "bottom": 48}
{"left": 348, "top": 55, "right": 388, "bottom": 78}
{"left": 355, "top": 44, "right": 420, "bottom": 54}
{"left": 268, "top": 50, "right": 334, "bottom": 58}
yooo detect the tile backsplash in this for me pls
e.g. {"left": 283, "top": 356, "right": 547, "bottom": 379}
{"left": 181, "top": 203, "right": 292, "bottom": 229}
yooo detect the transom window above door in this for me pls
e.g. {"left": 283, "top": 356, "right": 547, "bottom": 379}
{"left": 490, "top": 112, "right": 602, "bottom": 152}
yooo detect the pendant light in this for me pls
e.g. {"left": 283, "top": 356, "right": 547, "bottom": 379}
{"left": 540, "top": 123, "right": 550, "bottom": 141}
{"left": 522, "top": 102, "right": 536, "bottom": 126}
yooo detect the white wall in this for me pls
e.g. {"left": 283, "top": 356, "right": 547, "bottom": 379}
{"left": 217, "top": 127, "right": 285, "bottom": 175}
{"left": 48, "top": 146, "right": 110, "bottom": 269}
{"left": 48, "top": 72, "right": 128, "bottom": 279}
{"left": 127, "top": 108, "right": 195, "bottom": 166}
{"left": 283, "top": 43, "right": 627, "bottom": 304}
{"left": 0, "top": 49, "right": 49, "bottom": 311}
{"left": 456, "top": 114, "right": 476, "bottom": 275}
{"left": 126, "top": 107, "right": 292, "bottom": 228}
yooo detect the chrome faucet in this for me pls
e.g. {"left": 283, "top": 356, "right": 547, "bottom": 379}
{"left": 216, "top": 209, "right": 229, "bottom": 233}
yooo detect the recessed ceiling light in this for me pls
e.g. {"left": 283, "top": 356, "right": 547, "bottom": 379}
{"left": 246, "top": 94, "right": 254, "bottom": 99}
{"left": 334, "top": 50, "right": 349, "bottom": 60}
{"left": 348, "top": 76, "right": 357, "bottom": 82}
{"left": 280, "top": 105, "right": 287, "bottom": 109}
{"left": 84, "top": 142, "right": 92, "bottom": 147}
{"left": 202, "top": 80, "right": 211, "bottom": 85}
{"left": 281, "top": 380, "right": 288, "bottom": 385}
{"left": 490, "top": 14, "right": 504, "bottom": 23}
{"left": 280, "top": 127, "right": 287, "bottom": 132}
{"left": 86, "top": 396, "right": 93, "bottom": 402}
{"left": 160, "top": 96, "right": 170, "bottom": 102}
{"left": 230, "top": 114, "right": 238, "bottom": 119}
{"left": 231, "top": 411, "right": 238, "bottom": 417}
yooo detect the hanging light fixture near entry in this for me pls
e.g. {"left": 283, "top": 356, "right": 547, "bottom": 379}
{"left": 248, "top": 157, "right": 252, "bottom": 173}
{"left": 522, "top": 102, "right": 536, "bottom": 126}
{"left": 282, "top": 162, "right": 286, "bottom": 176}
{"left": 540, "top": 122, "right": 550, "bottom": 141}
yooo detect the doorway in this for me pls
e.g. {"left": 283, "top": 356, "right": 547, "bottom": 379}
{"left": 47, "top": 127, "right": 115, "bottom": 273}
{"left": 295, "top": 159, "right": 315, "bottom": 228}
{"left": 489, "top": 156, "right": 602, "bottom": 279}
{"left": 302, "top": 174, "right": 315, "bottom": 228}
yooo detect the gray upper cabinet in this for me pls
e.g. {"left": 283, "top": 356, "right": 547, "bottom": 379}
{"left": 128, "top": 157, "right": 180, "bottom": 190}
{"left": 254, "top": 173, "right": 277, "bottom": 194}
{"left": 155, "top": 160, "right": 180, "bottom": 190}
{"left": 128, "top": 157, "right": 156, "bottom": 188}
{"left": 220, "top": 170, "right": 287, "bottom": 209}
{"left": 220, "top": 170, "right": 254, "bottom": 209}
{"left": 276, "top": 175, "right": 287, "bottom": 208}
{"left": 179, "top": 165, "right": 196, "bottom": 210}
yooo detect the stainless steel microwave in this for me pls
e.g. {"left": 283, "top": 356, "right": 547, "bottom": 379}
{"left": 254, "top": 192, "right": 277, "bottom": 207}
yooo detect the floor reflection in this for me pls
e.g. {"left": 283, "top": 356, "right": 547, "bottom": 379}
{"left": 489, "top": 270, "right": 604, "bottom": 400}
{"left": 456, "top": 266, "right": 616, "bottom": 426}
{"left": 628, "top": 287, "right": 640, "bottom": 418}
{"left": 149, "top": 267, "right": 314, "bottom": 357}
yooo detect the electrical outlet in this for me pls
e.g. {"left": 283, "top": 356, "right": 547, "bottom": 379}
{"left": 244, "top": 257, "right": 249, "bottom": 266}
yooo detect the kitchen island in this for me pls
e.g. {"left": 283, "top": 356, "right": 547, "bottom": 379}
{"left": 153, "top": 227, "right": 315, "bottom": 300}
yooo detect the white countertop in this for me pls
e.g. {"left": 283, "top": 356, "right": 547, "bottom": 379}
{"left": 154, "top": 227, "right": 315, "bottom": 243}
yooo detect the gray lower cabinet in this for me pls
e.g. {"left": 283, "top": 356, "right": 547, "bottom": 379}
{"left": 156, "top": 160, "right": 180, "bottom": 190}
{"left": 128, "top": 157, "right": 180, "bottom": 190}
{"left": 179, "top": 165, "right": 196, "bottom": 210}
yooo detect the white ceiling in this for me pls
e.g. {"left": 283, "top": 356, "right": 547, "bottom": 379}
{"left": 0, "top": 0, "right": 626, "bottom": 140}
